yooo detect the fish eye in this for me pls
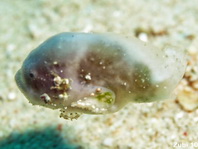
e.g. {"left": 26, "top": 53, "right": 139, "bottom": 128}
{"left": 29, "top": 72, "right": 34, "bottom": 78}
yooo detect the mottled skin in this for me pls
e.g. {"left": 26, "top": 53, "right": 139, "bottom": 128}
{"left": 15, "top": 32, "right": 186, "bottom": 119}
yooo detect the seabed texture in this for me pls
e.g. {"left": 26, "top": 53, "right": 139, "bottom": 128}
{"left": 0, "top": 0, "right": 198, "bottom": 149}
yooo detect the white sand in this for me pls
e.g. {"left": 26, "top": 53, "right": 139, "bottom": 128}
{"left": 0, "top": 0, "right": 198, "bottom": 149}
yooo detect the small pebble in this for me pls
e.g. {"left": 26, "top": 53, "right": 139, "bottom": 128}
{"left": 7, "top": 92, "right": 16, "bottom": 101}
{"left": 138, "top": 32, "right": 148, "bottom": 42}
{"left": 9, "top": 119, "right": 17, "bottom": 128}
{"left": 102, "top": 138, "right": 113, "bottom": 147}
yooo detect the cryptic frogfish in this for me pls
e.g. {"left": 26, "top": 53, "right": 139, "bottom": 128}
{"left": 15, "top": 32, "right": 187, "bottom": 120}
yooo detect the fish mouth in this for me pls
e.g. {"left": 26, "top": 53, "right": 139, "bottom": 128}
{"left": 15, "top": 69, "right": 27, "bottom": 95}
{"left": 15, "top": 69, "right": 39, "bottom": 105}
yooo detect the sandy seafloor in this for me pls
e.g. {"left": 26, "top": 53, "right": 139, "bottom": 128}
{"left": 0, "top": 0, "right": 198, "bottom": 149}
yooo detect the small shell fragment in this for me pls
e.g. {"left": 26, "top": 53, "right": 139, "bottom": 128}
{"left": 176, "top": 42, "right": 198, "bottom": 112}
{"left": 40, "top": 93, "right": 51, "bottom": 103}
